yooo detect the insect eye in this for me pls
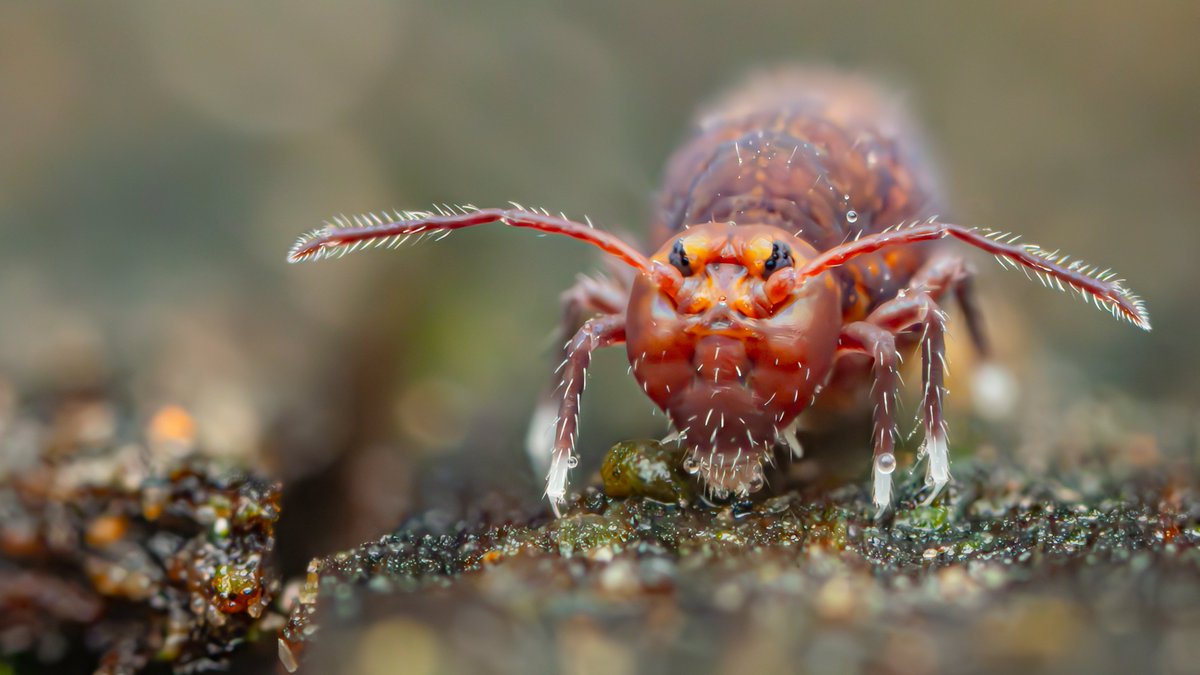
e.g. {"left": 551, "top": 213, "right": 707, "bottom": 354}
{"left": 669, "top": 239, "right": 693, "bottom": 277}
{"left": 762, "top": 241, "right": 794, "bottom": 277}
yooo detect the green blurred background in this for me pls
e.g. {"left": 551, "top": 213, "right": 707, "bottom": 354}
{"left": 1, "top": 1, "right": 1196, "bottom": 554}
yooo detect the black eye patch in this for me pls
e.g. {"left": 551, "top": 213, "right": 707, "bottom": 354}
{"left": 762, "top": 240, "right": 793, "bottom": 277}
{"left": 669, "top": 239, "right": 693, "bottom": 276}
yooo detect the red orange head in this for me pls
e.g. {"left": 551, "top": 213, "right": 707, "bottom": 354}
{"left": 626, "top": 222, "right": 842, "bottom": 497}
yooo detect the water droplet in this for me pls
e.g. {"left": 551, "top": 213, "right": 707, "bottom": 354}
{"left": 566, "top": 456, "right": 579, "bottom": 468}
{"left": 682, "top": 456, "right": 701, "bottom": 475}
{"left": 875, "top": 452, "right": 896, "bottom": 475}
{"left": 748, "top": 473, "right": 765, "bottom": 492}
{"left": 846, "top": 210, "right": 859, "bottom": 224}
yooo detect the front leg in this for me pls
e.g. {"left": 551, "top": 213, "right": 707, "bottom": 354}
{"left": 526, "top": 272, "right": 628, "bottom": 472}
{"left": 863, "top": 289, "right": 950, "bottom": 508}
{"left": 837, "top": 321, "right": 902, "bottom": 515}
{"left": 910, "top": 254, "right": 988, "bottom": 357}
{"left": 544, "top": 314, "right": 626, "bottom": 516}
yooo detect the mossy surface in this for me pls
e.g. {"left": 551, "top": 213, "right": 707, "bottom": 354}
{"left": 283, "top": 440, "right": 1200, "bottom": 675}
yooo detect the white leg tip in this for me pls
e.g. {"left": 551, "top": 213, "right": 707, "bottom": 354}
{"left": 545, "top": 447, "right": 572, "bottom": 518}
{"left": 872, "top": 469, "right": 893, "bottom": 518}
{"left": 780, "top": 421, "right": 804, "bottom": 458}
{"left": 920, "top": 432, "right": 951, "bottom": 504}
{"left": 872, "top": 452, "right": 896, "bottom": 518}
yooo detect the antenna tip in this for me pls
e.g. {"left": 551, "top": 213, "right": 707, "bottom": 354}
{"left": 287, "top": 228, "right": 330, "bottom": 263}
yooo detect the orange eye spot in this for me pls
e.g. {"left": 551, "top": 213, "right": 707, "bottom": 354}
{"left": 743, "top": 237, "right": 774, "bottom": 274}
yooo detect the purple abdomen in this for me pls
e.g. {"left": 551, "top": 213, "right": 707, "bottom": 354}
{"left": 651, "top": 69, "right": 946, "bottom": 319}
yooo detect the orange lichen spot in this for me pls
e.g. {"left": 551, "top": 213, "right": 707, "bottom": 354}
{"left": 141, "top": 484, "right": 169, "bottom": 521}
{"left": 481, "top": 550, "right": 503, "bottom": 564}
{"left": 85, "top": 513, "right": 129, "bottom": 548}
{"left": 148, "top": 405, "right": 196, "bottom": 446}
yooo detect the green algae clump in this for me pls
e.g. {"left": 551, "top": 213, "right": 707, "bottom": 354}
{"left": 600, "top": 439, "right": 694, "bottom": 504}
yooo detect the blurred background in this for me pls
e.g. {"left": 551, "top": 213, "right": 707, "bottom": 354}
{"left": 1, "top": 1, "right": 1197, "bottom": 571}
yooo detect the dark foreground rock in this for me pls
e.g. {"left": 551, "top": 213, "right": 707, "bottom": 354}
{"left": 0, "top": 401, "right": 282, "bottom": 674}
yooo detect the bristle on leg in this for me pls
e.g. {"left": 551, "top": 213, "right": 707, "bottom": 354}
{"left": 541, "top": 315, "right": 626, "bottom": 517}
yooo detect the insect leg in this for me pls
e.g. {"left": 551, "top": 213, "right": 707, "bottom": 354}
{"left": 559, "top": 272, "right": 631, "bottom": 340}
{"left": 526, "top": 274, "right": 629, "bottom": 473}
{"left": 910, "top": 254, "right": 989, "bottom": 356}
{"left": 545, "top": 314, "right": 626, "bottom": 516}
{"left": 863, "top": 291, "right": 950, "bottom": 505}
{"left": 836, "top": 321, "right": 901, "bottom": 516}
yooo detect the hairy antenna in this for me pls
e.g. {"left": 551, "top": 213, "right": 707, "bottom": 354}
{"left": 288, "top": 205, "right": 653, "bottom": 274}
{"left": 795, "top": 221, "right": 1150, "bottom": 330}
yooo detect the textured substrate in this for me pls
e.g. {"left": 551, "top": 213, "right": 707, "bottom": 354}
{"left": 282, "top": 440, "right": 1200, "bottom": 675}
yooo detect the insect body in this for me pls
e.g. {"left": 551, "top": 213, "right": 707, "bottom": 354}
{"left": 289, "top": 70, "right": 1149, "bottom": 516}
